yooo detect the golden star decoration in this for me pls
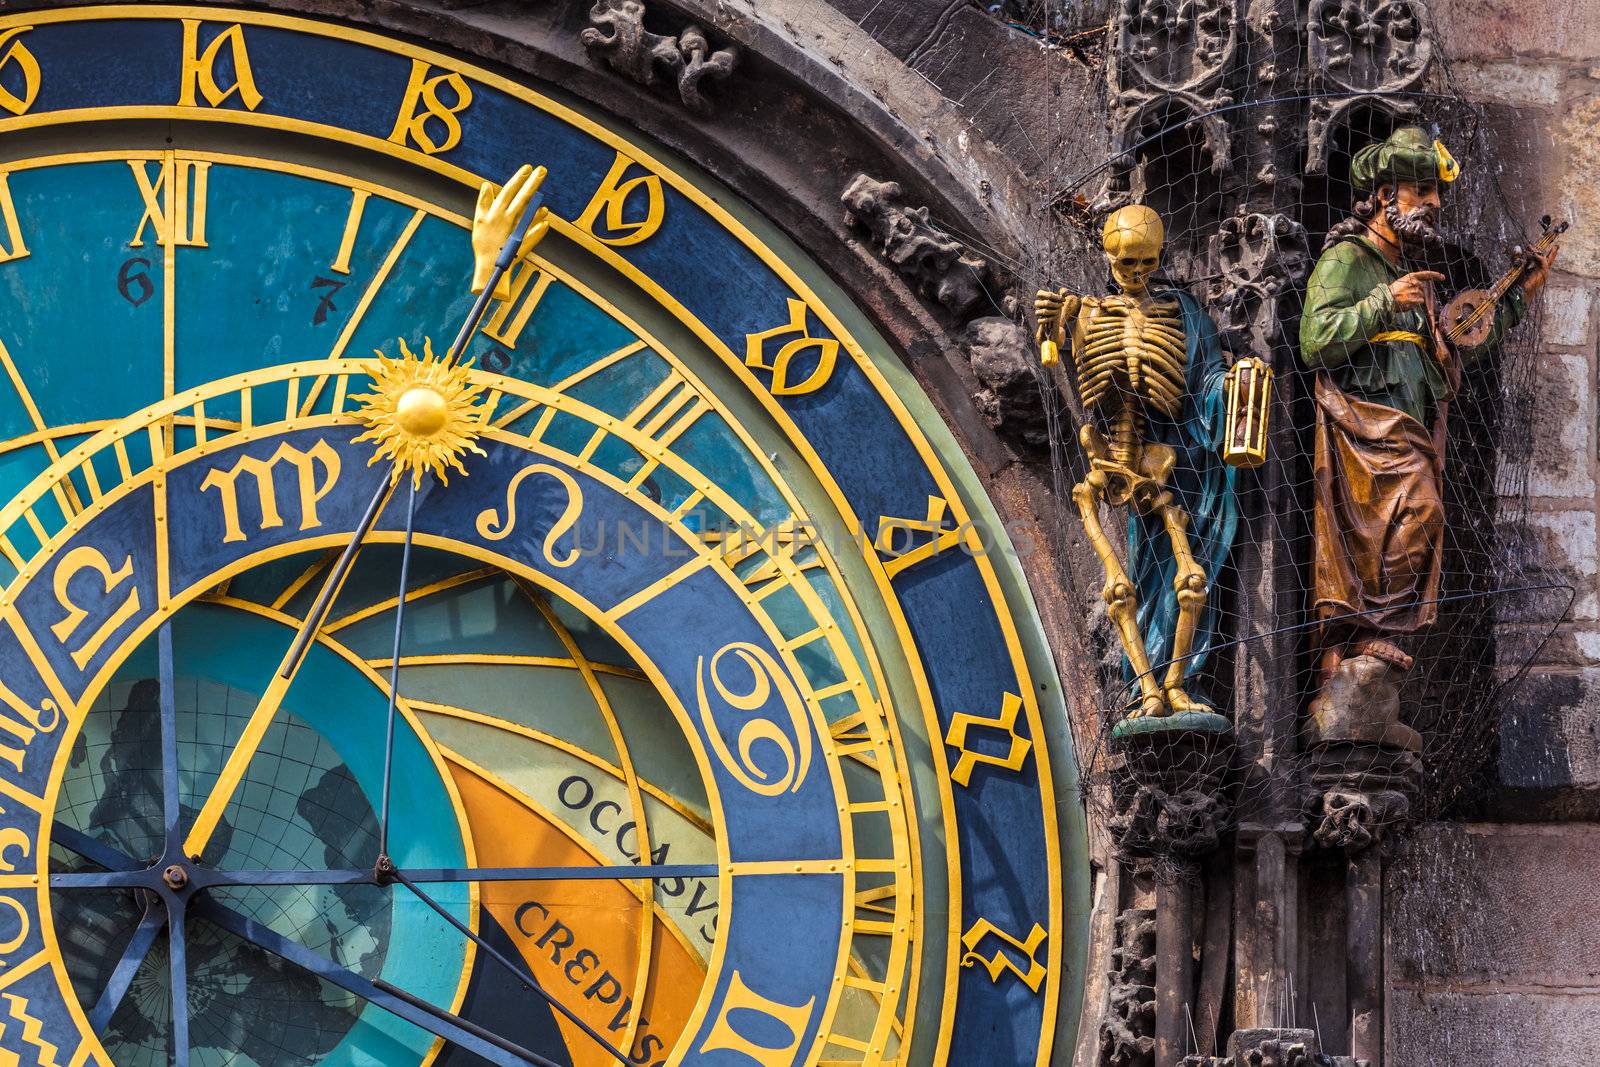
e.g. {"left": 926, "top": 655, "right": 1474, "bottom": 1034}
{"left": 353, "top": 338, "right": 487, "bottom": 487}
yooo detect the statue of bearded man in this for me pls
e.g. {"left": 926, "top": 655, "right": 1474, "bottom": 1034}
{"left": 1300, "top": 125, "right": 1555, "bottom": 696}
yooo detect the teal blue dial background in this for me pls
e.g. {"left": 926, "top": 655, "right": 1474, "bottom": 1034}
{"left": 55, "top": 604, "right": 472, "bottom": 1065}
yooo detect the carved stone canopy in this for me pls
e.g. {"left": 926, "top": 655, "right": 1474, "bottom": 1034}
{"left": 1305, "top": 0, "right": 1433, "bottom": 172}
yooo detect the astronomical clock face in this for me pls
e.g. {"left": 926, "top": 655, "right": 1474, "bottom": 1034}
{"left": 0, "top": 7, "right": 1084, "bottom": 1066}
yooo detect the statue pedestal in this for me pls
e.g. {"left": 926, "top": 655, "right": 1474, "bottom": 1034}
{"left": 1106, "top": 713, "right": 1234, "bottom": 1067}
{"left": 1304, "top": 656, "right": 1422, "bottom": 1067}
{"left": 1306, "top": 654, "right": 1420, "bottom": 753}
{"left": 1109, "top": 711, "right": 1234, "bottom": 860}
{"left": 1304, "top": 655, "right": 1423, "bottom": 853}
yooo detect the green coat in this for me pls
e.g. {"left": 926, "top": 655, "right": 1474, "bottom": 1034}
{"left": 1300, "top": 235, "right": 1524, "bottom": 425}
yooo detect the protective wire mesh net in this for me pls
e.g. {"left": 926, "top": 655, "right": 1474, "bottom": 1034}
{"left": 1007, "top": 0, "right": 1575, "bottom": 873}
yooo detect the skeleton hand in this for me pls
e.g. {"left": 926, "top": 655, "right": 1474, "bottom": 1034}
{"left": 1034, "top": 288, "right": 1080, "bottom": 365}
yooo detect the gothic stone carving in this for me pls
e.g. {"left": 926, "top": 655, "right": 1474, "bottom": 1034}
{"left": 1306, "top": 739, "right": 1422, "bottom": 852}
{"left": 1306, "top": 0, "right": 1434, "bottom": 173}
{"left": 963, "top": 317, "right": 1050, "bottom": 448}
{"left": 841, "top": 174, "right": 990, "bottom": 319}
{"left": 1313, "top": 787, "right": 1411, "bottom": 852}
{"left": 1111, "top": 783, "right": 1227, "bottom": 860}
{"left": 1207, "top": 208, "right": 1310, "bottom": 355}
{"left": 1103, "top": 0, "right": 1239, "bottom": 206}
{"left": 581, "top": 0, "right": 739, "bottom": 116}
{"left": 1099, "top": 908, "right": 1156, "bottom": 1067}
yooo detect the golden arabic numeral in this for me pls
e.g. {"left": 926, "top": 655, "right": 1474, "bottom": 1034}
{"left": 0, "top": 28, "right": 41, "bottom": 117}
{"left": 128, "top": 156, "right": 210, "bottom": 249}
{"left": 199, "top": 440, "right": 341, "bottom": 544}
{"left": 574, "top": 152, "right": 664, "bottom": 247}
{"left": 388, "top": 59, "right": 473, "bottom": 155}
{"left": 177, "top": 20, "right": 262, "bottom": 110}
{"left": 696, "top": 642, "right": 812, "bottom": 797}
{"left": 48, "top": 545, "right": 142, "bottom": 672}
{"left": 744, "top": 298, "right": 839, "bottom": 397}
{"left": 0, "top": 172, "right": 27, "bottom": 263}
{"left": 697, "top": 969, "right": 816, "bottom": 1065}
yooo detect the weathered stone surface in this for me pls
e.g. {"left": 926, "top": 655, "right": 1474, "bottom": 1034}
{"left": 1449, "top": 59, "right": 1564, "bottom": 107}
{"left": 1387, "top": 822, "right": 1600, "bottom": 983}
{"left": 963, "top": 317, "right": 1051, "bottom": 448}
{"left": 1519, "top": 353, "right": 1595, "bottom": 499}
{"left": 1499, "top": 509, "right": 1597, "bottom": 619}
{"left": 1498, "top": 668, "right": 1600, "bottom": 792}
{"left": 1433, "top": 0, "right": 1600, "bottom": 62}
{"left": 1388, "top": 989, "right": 1600, "bottom": 1066}
{"left": 1540, "top": 283, "right": 1596, "bottom": 346}
{"left": 1556, "top": 96, "right": 1600, "bottom": 278}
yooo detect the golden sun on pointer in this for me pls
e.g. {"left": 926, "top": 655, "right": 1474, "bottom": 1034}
{"left": 353, "top": 338, "right": 487, "bottom": 487}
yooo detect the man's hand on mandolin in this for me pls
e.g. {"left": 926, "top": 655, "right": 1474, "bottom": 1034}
{"left": 1518, "top": 242, "right": 1558, "bottom": 296}
{"left": 1389, "top": 270, "right": 1445, "bottom": 310}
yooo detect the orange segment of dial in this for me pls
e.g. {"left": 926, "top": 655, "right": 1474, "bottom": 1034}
{"left": 448, "top": 762, "right": 705, "bottom": 1067}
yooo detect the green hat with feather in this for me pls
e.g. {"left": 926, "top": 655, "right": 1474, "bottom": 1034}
{"left": 1350, "top": 126, "right": 1460, "bottom": 191}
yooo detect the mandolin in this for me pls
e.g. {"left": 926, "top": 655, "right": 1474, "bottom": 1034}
{"left": 1441, "top": 215, "right": 1566, "bottom": 348}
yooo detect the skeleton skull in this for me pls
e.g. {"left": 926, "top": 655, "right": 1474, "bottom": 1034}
{"left": 1102, "top": 205, "right": 1164, "bottom": 297}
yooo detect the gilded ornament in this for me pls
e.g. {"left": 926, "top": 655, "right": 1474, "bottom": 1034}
{"left": 353, "top": 338, "right": 486, "bottom": 487}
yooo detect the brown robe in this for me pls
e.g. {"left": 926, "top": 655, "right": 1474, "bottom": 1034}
{"left": 1312, "top": 372, "right": 1445, "bottom": 636}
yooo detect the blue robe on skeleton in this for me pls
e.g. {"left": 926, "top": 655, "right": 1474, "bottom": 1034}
{"left": 1121, "top": 289, "right": 1238, "bottom": 705}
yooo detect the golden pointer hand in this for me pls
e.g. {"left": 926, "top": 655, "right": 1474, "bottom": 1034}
{"left": 183, "top": 164, "right": 552, "bottom": 860}
{"left": 471, "top": 164, "right": 550, "bottom": 301}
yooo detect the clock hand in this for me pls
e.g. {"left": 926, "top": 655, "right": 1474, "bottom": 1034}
{"left": 192, "top": 897, "right": 552, "bottom": 1067}
{"left": 377, "top": 475, "right": 418, "bottom": 859}
{"left": 457, "top": 162, "right": 549, "bottom": 360}
{"left": 183, "top": 480, "right": 393, "bottom": 859}
{"left": 52, "top": 861, "right": 718, "bottom": 889}
{"left": 183, "top": 165, "right": 551, "bottom": 862}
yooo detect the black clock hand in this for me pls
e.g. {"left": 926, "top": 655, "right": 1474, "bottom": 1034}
{"left": 184, "top": 166, "right": 551, "bottom": 862}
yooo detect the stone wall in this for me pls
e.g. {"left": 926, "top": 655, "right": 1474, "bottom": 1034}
{"left": 1389, "top": 3, "right": 1600, "bottom": 1062}
{"left": 1386, "top": 824, "right": 1600, "bottom": 1063}
{"left": 1430, "top": 0, "right": 1600, "bottom": 809}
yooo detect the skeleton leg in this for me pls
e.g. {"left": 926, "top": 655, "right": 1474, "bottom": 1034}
{"left": 1073, "top": 469, "right": 1166, "bottom": 718}
{"left": 1155, "top": 493, "right": 1214, "bottom": 714}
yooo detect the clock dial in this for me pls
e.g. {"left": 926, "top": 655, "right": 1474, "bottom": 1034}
{"left": 0, "top": 8, "right": 1084, "bottom": 1067}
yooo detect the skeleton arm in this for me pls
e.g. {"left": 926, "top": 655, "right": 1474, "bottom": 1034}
{"left": 1034, "top": 288, "right": 1082, "bottom": 366}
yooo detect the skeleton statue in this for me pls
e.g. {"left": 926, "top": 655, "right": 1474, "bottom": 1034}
{"left": 1036, "top": 206, "right": 1240, "bottom": 719}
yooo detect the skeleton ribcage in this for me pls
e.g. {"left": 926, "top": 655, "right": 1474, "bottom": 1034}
{"left": 1072, "top": 297, "right": 1187, "bottom": 420}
